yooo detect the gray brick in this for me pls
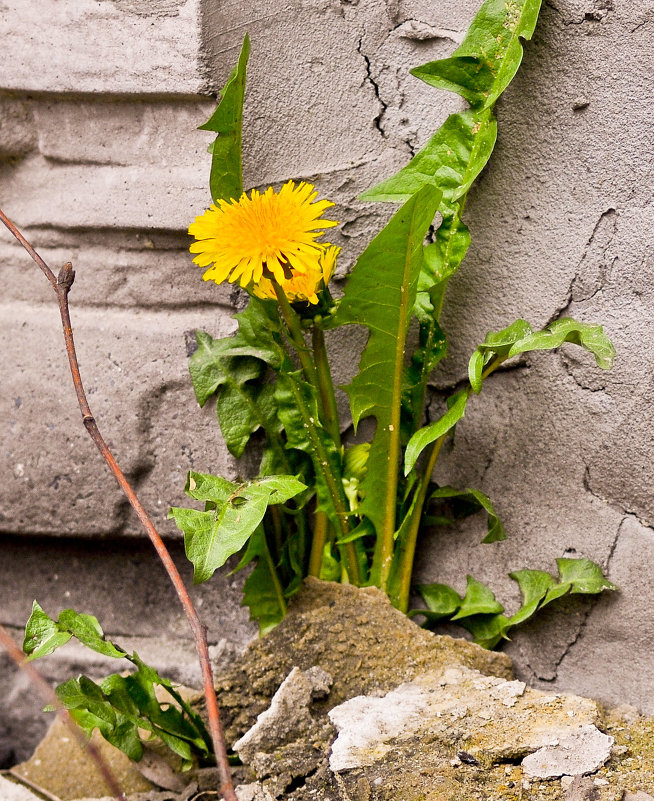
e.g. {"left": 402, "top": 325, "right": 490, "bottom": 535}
{"left": 1, "top": 0, "right": 205, "bottom": 94}
{"left": 0, "top": 302, "right": 237, "bottom": 536}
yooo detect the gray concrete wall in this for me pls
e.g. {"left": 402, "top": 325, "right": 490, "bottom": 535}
{"left": 1, "top": 0, "right": 652, "bottom": 763}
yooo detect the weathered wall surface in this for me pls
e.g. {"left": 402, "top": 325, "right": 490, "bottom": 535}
{"left": 1, "top": 0, "right": 652, "bottom": 764}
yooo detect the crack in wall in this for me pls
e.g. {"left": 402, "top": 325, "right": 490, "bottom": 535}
{"left": 356, "top": 37, "right": 389, "bottom": 138}
{"left": 543, "top": 512, "right": 624, "bottom": 680}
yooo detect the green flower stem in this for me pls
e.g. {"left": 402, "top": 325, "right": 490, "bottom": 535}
{"left": 392, "top": 354, "right": 507, "bottom": 611}
{"left": 308, "top": 509, "right": 329, "bottom": 577}
{"left": 378, "top": 259, "right": 413, "bottom": 594}
{"left": 272, "top": 280, "right": 361, "bottom": 585}
{"left": 273, "top": 281, "right": 320, "bottom": 388}
{"left": 392, "top": 433, "right": 447, "bottom": 612}
{"left": 270, "top": 505, "right": 283, "bottom": 559}
{"left": 312, "top": 326, "right": 342, "bottom": 448}
{"left": 260, "top": 525, "right": 287, "bottom": 618}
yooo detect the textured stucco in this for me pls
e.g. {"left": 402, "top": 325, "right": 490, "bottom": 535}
{"left": 1, "top": 0, "right": 653, "bottom": 761}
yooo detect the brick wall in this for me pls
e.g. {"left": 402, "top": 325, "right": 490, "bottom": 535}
{"left": 2, "top": 0, "right": 653, "bottom": 763}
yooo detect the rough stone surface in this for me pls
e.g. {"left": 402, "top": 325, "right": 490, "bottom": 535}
{"left": 2, "top": 0, "right": 654, "bottom": 747}
{"left": 11, "top": 717, "right": 153, "bottom": 800}
{"left": 8, "top": 583, "right": 654, "bottom": 801}
{"left": 0, "top": 775, "right": 42, "bottom": 801}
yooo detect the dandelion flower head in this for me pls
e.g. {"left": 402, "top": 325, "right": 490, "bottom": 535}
{"left": 189, "top": 180, "right": 338, "bottom": 295}
{"left": 253, "top": 244, "right": 339, "bottom": 305}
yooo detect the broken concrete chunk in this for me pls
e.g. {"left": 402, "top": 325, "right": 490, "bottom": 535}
{"left": 235, "top": 782, "right": 276, "bottom": 801}
{"left": 328, "top": 665, "right": 602, "bottom": 773}
{"left": 522, "top": 724, "right": 614, "bottom": 778}
{"left": 234, "top": 666, "right": 333, "bottom": 764}
{"left": 622, "top": 792, "right": 654, "bottom": 801}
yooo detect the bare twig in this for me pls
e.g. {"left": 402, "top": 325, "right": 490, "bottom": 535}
{"left": 0, "top": 623, "right": 128, "bottom": 801}
{"left": 0, "top": 209, "right": 237, "bottom": 801}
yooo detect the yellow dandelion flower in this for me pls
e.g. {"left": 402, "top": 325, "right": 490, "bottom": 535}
{"left": 188, "top": 180, "right": 337, "bottom": 290}
{"left": 254, "top": 244, "right": 339, "bottom": 305}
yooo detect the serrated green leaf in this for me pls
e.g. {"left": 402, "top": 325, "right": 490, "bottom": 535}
{"left": 170, "top": 473, "right": 306, "bottom": 583}
{"left": 23, "top": 601, "right": 72, "bottom": 661}
{"left": 459, "top": 612, "right": 511, "bottom": 649}
{"left": 478, "top": 319, "right": 534, "bottom": 357}
{"left": 411, "top": 56, "right": 496, "bottom": 107}
{"left": 415, "top": 582, "right": 462, "bottom": 621}
{"left": 451, "top": 575, "right": 504, "bottom": 620}
{"left": 507, "top": 569, "right": 557, "bottom": 627}
{"left": 414, "top": 0, "right": 542, "bottom": 109}
{"left": 361, "top": 109, "right": 496, "bottom": 205}
{"left": 334, "top": 186, "right": 442, "bottom": 537}
{"left": 57, "top": 610, "right": 127, "bottom": 659}
{"left": 199, "top": 34, "right": 250, "bottom": 203}
{"left": 556, "top": 557, "right": 617, "bottom": 594}
{"left": 508, "top": 318, "right": 615, "bottom": 369}
{"left": 429, "top": 486, "right": 505, "bottom": 543}
{"left": 189, "top": 329, "right": 280, "bottom": 458}
{"left": 404, "top": 390, "right": 468, "bottom": 476}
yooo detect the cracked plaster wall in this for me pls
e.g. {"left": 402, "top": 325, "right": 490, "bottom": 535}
{"left": 1, "top": 0, "right": 653, "bottom": 763}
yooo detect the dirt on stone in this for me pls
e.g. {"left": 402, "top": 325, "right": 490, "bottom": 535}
{"left": 213, "top": 577, "right": 513, "bottom": 745}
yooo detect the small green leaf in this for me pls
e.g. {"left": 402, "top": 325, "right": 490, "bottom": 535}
{"left": 414, "top": 582, "right": 462, "bottom": 621}
{"left": 508, "top": 318, "right": 615, "bottom": 369}
{"left": 404, "top": 390, "right": 468, "bottom": 476}
{"left": 460, "top": 612, "right": 511, "bottom": 649}
{"left": 319, "top": 544, "right": 341, "bottom": 582}
{"left": 477, "top": 319, "right": 533, "bottom": 358}
{"left": 556, "top": 557, "right": 618, "bottom": 594}
{"left": 411, "top": 56, "right": 496, "bottom": 107}
{"left": 199, "top": 34, "right": 250, "bottom": 203}
{"left": 170, "top": 473, "right": 306, "bottom": 583}
{"left": 23, "top": 601, "right": 72, "bottom": 661}
{"left": 429, "top": 486, "right": 505, "bottom": 543}
{"left": 507, "top": 569, "right": 557, "bottom": 627}
{"left": 451, "top": 575, "right": 504, "bottom": 620}
{"left": 468, "top": 350, "right": 485, "bottom": 395}
{"left": 57, "top": 610, "right": 127, "bottom": 659}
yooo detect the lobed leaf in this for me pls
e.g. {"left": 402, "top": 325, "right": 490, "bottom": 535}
{"left": 508, "top": 318, "right": 615, "bottom": 369}
{"left": 451, "top": 575, "right": 504, "bottom": 619}
{"left": 23, "top": 601, "right": 72, "bottom": 661}
{"left": 413, "top": 0, "right": 542, "bottom": 108}
{"left": 199, "top": 34, "right": 250, "bottom": 203}
{"left": 414, "top": 582, "right": 462, "bottom": 621}
{"left": 169, "top": 472, "right": 306, "bottom": 583}
{"left": 189, "top": 329, "right": 281, "bottom": 458}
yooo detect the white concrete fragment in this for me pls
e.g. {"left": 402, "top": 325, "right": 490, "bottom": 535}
{"left": 521, "top": 724, "right": 614, "bottom": 778}
{"left": 0, "top": 775, "right": 42, "bottom": 801}
{"left": 328, "top": 682, "right": 428, "bottom": 771}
